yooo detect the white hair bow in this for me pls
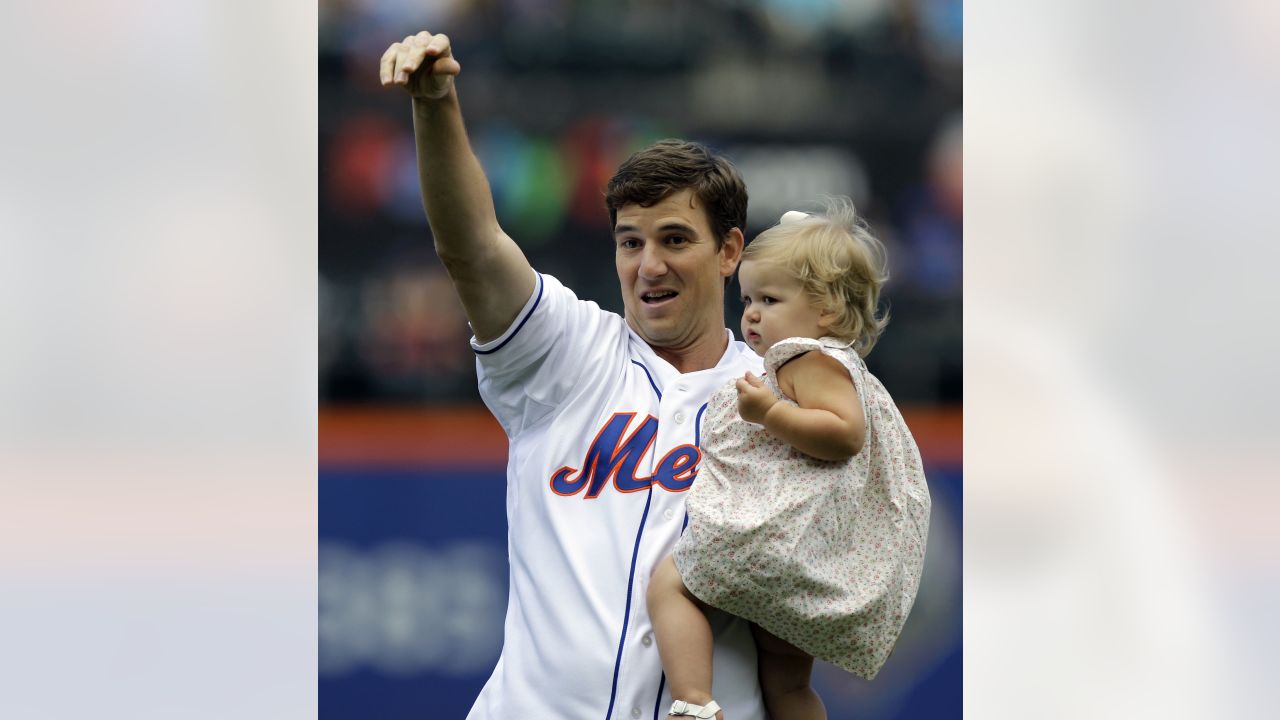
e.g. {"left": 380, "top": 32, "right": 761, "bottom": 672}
{"left": 779, "top": 210, "right": 811, "bottom": 224}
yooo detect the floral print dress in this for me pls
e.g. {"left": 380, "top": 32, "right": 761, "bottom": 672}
{"left": 673, "top": 336, "right": 931, "bottom": 678}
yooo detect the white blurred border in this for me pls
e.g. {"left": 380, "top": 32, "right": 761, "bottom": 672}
{"left": 968, "top": 1, "right": 1279, "bottom": 717}
{"left": 0, "top": 1, "right": 316, "bottom": 717}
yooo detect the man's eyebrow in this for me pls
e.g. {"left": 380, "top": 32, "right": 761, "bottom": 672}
{"left": 657, "top": 222, "right": 697, "bottom": 234}
{"left": 613, "top": 222, "right": 698, "bottom": 236}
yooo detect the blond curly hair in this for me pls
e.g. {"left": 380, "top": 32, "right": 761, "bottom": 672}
{"left": 741, "top": 196, "right": 890, "bottom": 357}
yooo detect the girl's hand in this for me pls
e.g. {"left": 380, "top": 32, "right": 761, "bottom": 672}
{"left": 735, "top": 372, "right": 777, "bottom": 424}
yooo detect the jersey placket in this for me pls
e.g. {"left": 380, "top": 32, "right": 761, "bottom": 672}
{"left": 613, "top": 380, "right": 706, "bottom": 720}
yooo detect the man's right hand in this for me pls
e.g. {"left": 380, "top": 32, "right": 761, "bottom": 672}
{"left": 379, "top": 31, "right": 461, "bottom": 100}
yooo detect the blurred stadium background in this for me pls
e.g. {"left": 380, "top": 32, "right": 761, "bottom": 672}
{"left": 319, "top": 1, "right": 960, "bottom": 718}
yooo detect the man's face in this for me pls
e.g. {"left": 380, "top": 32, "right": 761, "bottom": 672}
{"left": 614, "top": 189, "right": 742, "bottom": 353}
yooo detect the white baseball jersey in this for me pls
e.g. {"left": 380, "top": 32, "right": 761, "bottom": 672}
{"left": 465, "top": 271, "right": 767, "bottom": 720}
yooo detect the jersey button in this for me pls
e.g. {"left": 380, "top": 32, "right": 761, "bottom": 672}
{"left": 663, "top": 508, "right": 675, "bottom": 521}
{"left": 630, "top": 707, "right": 642, "bottom": 718}
{"left": 641, "top": 631, "right": 654, "bottom": 647}
{"left": 673, "top": 411, "right": 685, "bottom": 424}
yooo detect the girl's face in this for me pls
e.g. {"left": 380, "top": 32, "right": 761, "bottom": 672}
{"left": 738, "top": 258, "right": 832, "bottom": 355}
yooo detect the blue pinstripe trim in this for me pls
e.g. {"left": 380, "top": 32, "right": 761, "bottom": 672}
{"left": 682, "top": 401, "right": 709, "bottom": 534}
{"left": 631, "top": 360, "right": 662, "bottom": 399}
{"left": 652, "top": 672, "right": 667, "bottom": 720}
{"left": 694, "top": 402, "right": 708, "bottom": 445}
{"left": 605, "top": 486, "right": 657, "bottom": 720}
{"left": 473, "top": 273, "right": 544, "bottom": 355}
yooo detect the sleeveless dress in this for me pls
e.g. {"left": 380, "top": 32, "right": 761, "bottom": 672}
{"left": 673, "top": 336, "right": 931, "bottom": 679}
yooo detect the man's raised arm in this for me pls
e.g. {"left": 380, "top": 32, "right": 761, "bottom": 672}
{"left": 380, "top": 31, "right": 536, "bottom": 343}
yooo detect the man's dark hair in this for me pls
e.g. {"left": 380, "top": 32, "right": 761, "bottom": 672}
{"left": 605, "top": 139, "right": 748, "bottom": 249}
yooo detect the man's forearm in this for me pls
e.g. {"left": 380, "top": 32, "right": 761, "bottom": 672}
{"left": 408, "top": 87, "right": 535, "bottom": 341}
{"left": 412, "top": 90, "right": 501, "bottom": 266}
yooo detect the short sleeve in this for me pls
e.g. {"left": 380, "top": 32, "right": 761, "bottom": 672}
{"left": 473, "top": 272, "right": 627, "bottom": 437}
{"left": 762, "top": 337, "right": 828, "bottom": 377}
{"left": 762, "top": 336, "right": 863, "bottom": 399}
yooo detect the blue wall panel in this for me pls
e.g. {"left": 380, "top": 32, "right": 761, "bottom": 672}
{"left": 320, "top": 465, "right": 961, "bottom": 719}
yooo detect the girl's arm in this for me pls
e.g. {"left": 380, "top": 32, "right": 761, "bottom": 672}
{"left": 735, "top": 351, "right": 865, "bottom": 461}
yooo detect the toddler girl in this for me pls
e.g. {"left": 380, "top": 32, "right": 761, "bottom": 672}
{"left": 647, "top": 198, "right": 931, "bottom": 720}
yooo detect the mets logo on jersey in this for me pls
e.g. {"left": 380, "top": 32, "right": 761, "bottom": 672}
{"left": 549, "top": 412, "right": 700, "bottom": 498}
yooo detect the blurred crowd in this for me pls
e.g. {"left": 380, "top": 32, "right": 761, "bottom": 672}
{"left": 320, "top": 0, "right": 961, "bottom": 406}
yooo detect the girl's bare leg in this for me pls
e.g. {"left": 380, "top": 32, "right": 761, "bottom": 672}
{"left": 751, "top": 623, "right": 826, "bottom": 720}
{"left": 647, "top": 555, "right": 723, "bottom": 719}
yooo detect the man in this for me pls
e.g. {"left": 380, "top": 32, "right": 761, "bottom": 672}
{"left": 380, "top": 31, "right": 766, "bottom": 720}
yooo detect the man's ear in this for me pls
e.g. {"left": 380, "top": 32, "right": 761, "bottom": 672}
{"left": 719, "top": 227, "right": 745, "bottom": 277}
